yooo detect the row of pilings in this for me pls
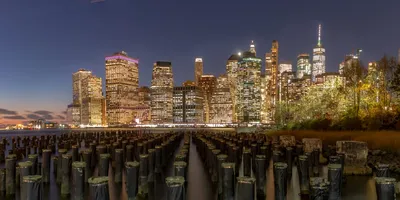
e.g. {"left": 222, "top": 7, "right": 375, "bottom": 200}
{"left": 192, "top": 132, "right": 397, "bottom": 200}
{"left": 0, "top": 130, "right": 191, "bottom": 200}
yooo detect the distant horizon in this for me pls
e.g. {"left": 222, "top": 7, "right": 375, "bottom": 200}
{"left": 1, "top": 0, "right": 399, "bottom": 125}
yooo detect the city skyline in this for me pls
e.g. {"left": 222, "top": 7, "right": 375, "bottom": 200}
{"left": 1, "top": 0, "right": 400, "bottom": 125}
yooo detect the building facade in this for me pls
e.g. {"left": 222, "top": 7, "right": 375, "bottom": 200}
{"left": 81, "top": 75, "right": 103, "bottom": 126}
{"left": 183, "top": 80, "right": 196, "bottom": 87}
{"left": 151, "top": 61, "right": 174, "bottom": 124}
{"left": 210, "top": 75, "right": 232, "bottom": 123}
{"left": 264, "top": 40, "right": 279, "bottom": 123}
{"left": 72, "top": 69, "right": 92, "bottom": 123}
{"left": 105, "top": 51, "right": 139, "bottom": 125}
{"left": 195, "top": 58, "right": 203, "bottom": 86}
{"left": 297, "top": 54, "right": 312, "bottom": 78}
{"left": 279, "top": 71, "right": 296, "bottom": 103}
{"left": 235, "top": 44, "right": 262, "bottom": 123}
{"left": 339, "top": 54, "right": 357, "bottom": 75}
{"left": 315, "top": 72, "right": 344, "bottom": 88}
{"left": 278, "top": 61, "right": 292, "bottom": 74}
{"left": 198, "top": 75, "right": 216, "bottom": 123}
{"left": 173, "top": 86, "right": 204, "bottom": 123}
{"left": 312, "top": 24, "right": 326, "bottom": 80}
{"left": 280, "top": 73, "right": 311, "bottom": 103}
{"left": 133, "top": 86, "right": 151, "bottom": 124}
{"left": 226, "top": 54, "right": 240, "bottom": 122}
{"left": 66, "top": 104, "right": 80, "bottom": 126}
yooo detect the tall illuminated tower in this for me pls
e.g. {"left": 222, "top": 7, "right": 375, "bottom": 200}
{"left": 226, "top": 54, "right": 240, "bottom": 122}
{"left": 264, "top": 41, "right": 278, "bottom": 123}
{"left": 312, "top": 24, "right": 326, "bottom": 80}
{"left": 72, "top": 69, "right": 92, "bottom": 124}
{"left": 195, "top": 58, "right": 203, "bottom": 85}
{"left": 271, "top": 40, "right": 279, "bottom": 104}
{"left": 81, "top": 75, "right": 103, "bottom": 126}
{"left": 249, "top": 40, "right": 256, "bottom": 56}
{"left": 151, "top": 61, "right": 174, "bottom": 124}
{"left": 210, "top": 75, "right": 232, "bottom": 123}
{"left": 236, "top": 41, "right": 262, "bottom": 123}
{"left": 198, "top": 75, "right": 216, "bottom": 123}
{"left": 105, "top": 51, "right": 139, "bottom": 125}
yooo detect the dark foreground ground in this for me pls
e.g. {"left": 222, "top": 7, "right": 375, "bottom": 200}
{"left": 0, "top": 130, "right": 398, "bottom": 199}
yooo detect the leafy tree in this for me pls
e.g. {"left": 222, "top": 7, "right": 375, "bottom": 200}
{"left": 390, "top": 63, "right": 400, "bottom": 105}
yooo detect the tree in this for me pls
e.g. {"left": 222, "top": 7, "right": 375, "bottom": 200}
{"left": 377, "top": 56, "right": 397, "bottom": 108}
{"left": 390, "top": 63, "right": 400, "bottom": 106}
{"left": 342, "top": 58, "right": 366, "bottom": 117}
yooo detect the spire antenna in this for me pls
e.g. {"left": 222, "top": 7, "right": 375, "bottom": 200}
{"left": 318, "top": 24, "right": 322, "bottom": 47}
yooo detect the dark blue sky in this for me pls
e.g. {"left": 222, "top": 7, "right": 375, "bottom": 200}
{"left": 1, "top": 0, "right": 399, "bottom": 123}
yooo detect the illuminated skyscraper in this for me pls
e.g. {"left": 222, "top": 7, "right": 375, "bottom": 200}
{"left": 72, "top": 68, "right": 92, "bottom": 123}
{"left": 236, "top": 42, "right": 262, "bottom": 123}
{"left": 105, "top": 51, "right": 139, "bottom": 125}
{"left": 81, "top": 75, "right": 103, "bottom": 126}
{"left": 198, "top": 75, "right": 216, "bottom": 123}
{"left": 151, "top": 61, "right": 174, "bottom": 124}
{"left": 260, "top": 74, "right": 268, "bottom": 123}
{"left": 133, "top": 86, "right": 151, "bottom": 124}
{"left": 264, "top": 40, "right": 279, "bottom": 123}
{"left": 312, "top": 24, "right": 326, "bottom": 80}
{"left": 339, "top": 54, "right": 357, "bottom": 75}
{"left": 66, "top": 104, "right": 80, "bottom": 126}
{"left": 297, "top": 54, "right": 312, "bottom": 78}
{"left": 279, "top": 61, "right": 292, "bottom": 74}
{"left": 226, "top": 54, "right": 240, "bottom": 122}
{"left": 249, "top": 40, "right": 256, "bottom": 56}
{"left": 210, "top": 75, "right": 232, "bottom": 123}
{"left": 173, "top": 86, "right": 204, "bottom": 123}
{"left": 195, "top": 58, "right": 203, "bottom": 85}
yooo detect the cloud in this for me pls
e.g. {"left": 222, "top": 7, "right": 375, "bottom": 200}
{"left": 62, "top": 111, "right": 67, "bottom": 115}
{"left": 3, "top": 115, "right": 26, "bottom": 120}
{"left": 33, "top": 110, "right": 53, "bottom": 115}
{"left": 26, "top": 114, "right": 43, "bottom": 120}
{"left": 57, "top": 115, "right": 65, "bottom": 120}
{"left": 25, "top": 110, "right": 55, "bottom": 120}
{"left": 42, "top": 114, "right": 54, "bottom": 120}
{"left": 0, "top": 108, "right": 17, "bottom": 115}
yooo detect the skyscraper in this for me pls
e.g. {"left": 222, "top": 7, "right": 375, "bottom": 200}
{"left": 173, "top": 86, "right": 204, "bottom": 123}
{"left": 198, "top": 75, "right": 216, "bottom": 123}
{"left": 249, "top": 40, "right": 256, "bottom": 56}
{"left": 195, "top": 58, "right": 203, "bottom": 85}
{"left": 278, "top": 61, "right": 292, "bottom": 74}
{"left": 151, "top": 61, "right": 174, "bottom": 124}
{"left": 72, "top": 68, "right": 92, "bottom": 124}
{"left": 226, "top": 54, "right": 240, "bottom": 122}
{"left": 105, "top": 51, "right": 139, "bottom": 126}
{"left": 236, "top": 42, "right": 262, "bottom": 123}
{"left": 210, "top": 75, "right": 232, "bottom": 123}
{"left": 66, "top": 104, "right": 80, "bottom": 126}
{"left": 264, "top": 40, "right": 279, "bottom": 123}
{"left": 297, "top": 54, "right": 312, "bottom": 78}
{"left": 133, "top": 86, "right": 151, "bottom": 124}
{"left": 312, "top": 24, "right": 326, "bottom": 80}
{"left": 81, "top": 75, "right": 103, "bottom": 126}
{"left": 339, "top": 54, "right": 357, "bottom": 75}
{"left": 260, "top": 74, "right": 268, "bottom": 123}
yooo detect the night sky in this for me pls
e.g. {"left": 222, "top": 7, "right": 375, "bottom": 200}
{"left": 1, "top": 0, "right": 399, "bottom": 124}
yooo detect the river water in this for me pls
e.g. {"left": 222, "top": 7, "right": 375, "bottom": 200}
{"left": 0, "top": 129, "right": 397, "bottom": 200}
